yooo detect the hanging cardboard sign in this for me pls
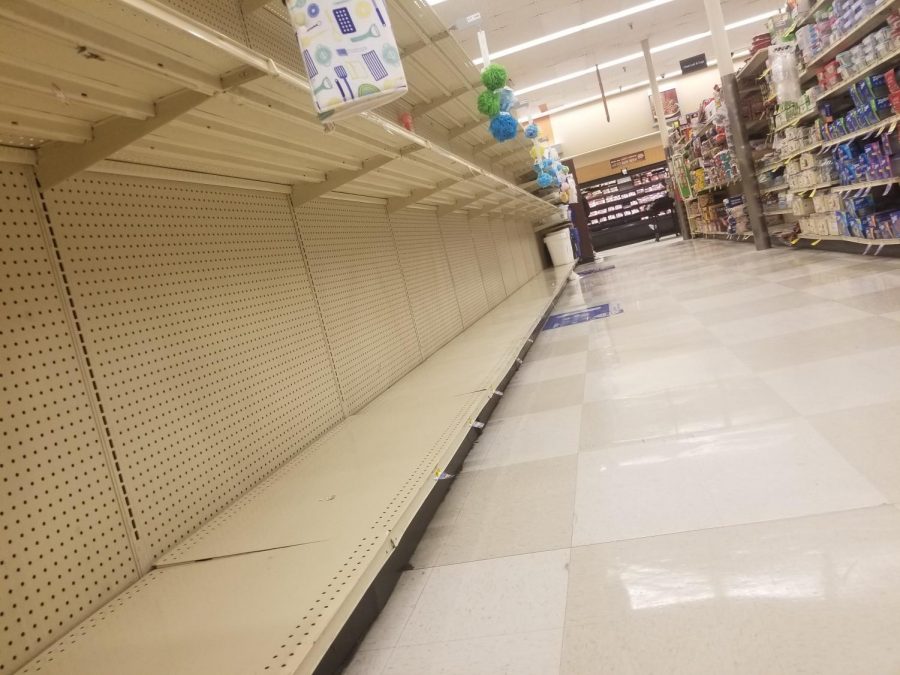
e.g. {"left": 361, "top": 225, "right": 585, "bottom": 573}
{"left": 286, "top": 0, "right": 409, "bottom": 124}
{"left": 679, "top": 53, "right": 708, "bottom": 74}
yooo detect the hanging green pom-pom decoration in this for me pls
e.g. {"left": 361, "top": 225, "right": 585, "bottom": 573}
{"left": 477, "top": 90, "right": 501, "bottom": 117}
{"left": 480, "top": 64, "right": 508, "bottom": 91}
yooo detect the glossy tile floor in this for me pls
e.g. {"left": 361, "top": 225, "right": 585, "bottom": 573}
{"left": 345, "top": 239, "right": 900, "bottom": 675}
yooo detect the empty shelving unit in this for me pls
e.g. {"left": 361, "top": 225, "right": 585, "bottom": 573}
{"left": 0, "top": 1, "right": 572, "bottom": 673}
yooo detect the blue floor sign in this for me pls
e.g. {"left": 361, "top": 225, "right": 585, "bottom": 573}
{"left": 543, "top": 303, "right": 623, "bottom": 330}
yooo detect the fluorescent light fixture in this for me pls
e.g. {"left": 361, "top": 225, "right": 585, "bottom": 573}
{"left": 472, "top": 0, "right": 676, "bottom": 65}
{"left": 514, "top": 10, "right": 777, "bottom": 98}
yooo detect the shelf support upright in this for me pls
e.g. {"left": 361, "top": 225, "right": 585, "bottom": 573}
{"left": 703, "top": 0, "right": 770, "bottom": 249}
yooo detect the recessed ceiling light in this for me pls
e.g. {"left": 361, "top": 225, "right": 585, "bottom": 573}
{"left": 472, "top": 0, "right": 677, "bottom": 66}
{"left": 514, "top": 11, "right": 776, "bottom": 97}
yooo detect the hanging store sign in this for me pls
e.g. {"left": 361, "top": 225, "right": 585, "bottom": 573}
{"left": 679, "top": 53, "right": 708, "bottom": 74}
{"left": 609, "top": 151, "right": 645, "bottom": 169}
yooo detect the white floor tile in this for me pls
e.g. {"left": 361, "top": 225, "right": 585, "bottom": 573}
{"left": 494, "top": 374, "right": 585, "bottom": 418}
{"left": 466, "top": 404, "right": 582, "bottom": 470}
{"left": 809, "top": 401, "right": 900, "bottom": 505}
{"left": 396, "top": 549, "right": 570, "bottom": 647}
{"left": 804, "top": 269, "right": 900, "bottom": 300}
{"left": 572, "top": 418, "right": 885, "bottom": 546}
{"left": 761, "top": 344, "right": 900, "bottom": 415}
{"left": 584, "top": 346, "right": 751, "bottom": 401}
{"left": 421, "top": 456, "right": 576, "bottom": 567}
{"left": 682, "top": 282, "right": 793, "bottom": 313}
{"left": 356, "top": 570, "right": 431, "bottom": 652}
{"left": 343, "top": 647, "right": 392, "bottom": 675}
{"left": 580, "top": 376, "right": 792, "bottom": 449}
{"left": 514, "top": 352, "right": 587, "bottom": 385}
{"left": 382, "top": 629, "right": 563, "bottom": 675}
{"left": 734, "top": 315, "right": 900, "bottom": 372}
{"left": 563, "top": 507, "right": 900, "bottom": 675}
{"left": 708, "top": 301, "right": 870, "bottom": 344}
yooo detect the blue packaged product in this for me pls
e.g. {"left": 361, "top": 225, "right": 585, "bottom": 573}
{"left": 875, "top": 97, "right": 893, "bottom": 119}
{"left": 890, "top": 211, "right": 900, "bottom": 237}
{"left": 851, "top": 83, "right": 864, "bottom": 108}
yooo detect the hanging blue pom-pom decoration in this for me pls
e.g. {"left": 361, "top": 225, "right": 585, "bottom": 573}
{"left": 525, "top": 123, "right": 539, "bottom": 139}
{"left": 498, "top": 87, "right": 517, "bottom": 112}
{"left": 536, "top": 171, "right": 553, "bottom": 189}
{"left": 541, "top": 157, "right": 554, "bottom": 170}
{"left": 489, "top": 112, "right": 518, "bottom": 142}
{"left": 533, "top": 163, "right": 542, "bottom": 176}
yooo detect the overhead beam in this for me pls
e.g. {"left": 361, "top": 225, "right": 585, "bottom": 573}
{"left": 34, "top": 65, "right": 264, "bottom": 188}
{"left": 291, "top": 146, "right": 420, "bottom": 204}
{"left": 386, "top": 178, "right": 459, "bottom": 213}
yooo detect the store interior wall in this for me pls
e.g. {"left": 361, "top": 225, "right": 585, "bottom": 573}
{"left": 546, "top": 65, "right": 727, "bottom": 159}
{"left": 572, "top": 136, "right": 668, "bottom": 182}
{"left": 0, "top": 161, "right": 544, "bottom": 673}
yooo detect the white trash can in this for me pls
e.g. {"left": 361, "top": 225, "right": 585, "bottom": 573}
{"left": 544, "top": 228, "right": 575, "bottom": 266}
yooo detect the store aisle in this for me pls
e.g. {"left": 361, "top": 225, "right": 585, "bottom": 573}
{"left": 345, "top": 240, "right": 900, "bottom": 675}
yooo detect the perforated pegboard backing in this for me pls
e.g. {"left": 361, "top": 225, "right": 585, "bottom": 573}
{"left": 512, "top": 219, "right": 538, "bottom": 279}
{"left": 468, "top": 215, "right": 506, "bottom": 309}
{"left": 41, "top": 174, "right": 344, "bottom": 567}
{"left": 0, "top": 164, "right": 139, "bottom": 674}
{"left": 439, "top": 213, "right": 489, "bottom": 328}
{"left": 389, "top": 209, "right": 463, "bottom": 358}
{"left": 245, "top": 5, "right": 304, "bottom": 75}
{"left": 505, "top": 217, "right": 530, "bottom": 288}
{"left": 521, "top": 222, "right": 542, "bottom": 277}
{"left": 490, "top": 217, "right": 519, "bottom": 296}
{"left": 295, "top": 198, "right": 422, "bottom": 413}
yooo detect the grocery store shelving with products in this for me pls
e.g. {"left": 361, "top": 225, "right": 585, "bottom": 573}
{"left": 669, "top": 84, "right": 753, "bottom": 239}
{"left": 755, "top": 0, "right": 900, "bottom": 252}
{"left": 579, "top": 162, "right": 675, "bottom": 249}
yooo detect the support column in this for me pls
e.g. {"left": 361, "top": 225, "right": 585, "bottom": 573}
{"left": 563, "top": 159, "right": 596, "bottom": 264}
{"left": 703, "top": 0, "right": 770, "bottom": 249}
{"left": 642, "top": 39, "right": 669, "bottom": 151}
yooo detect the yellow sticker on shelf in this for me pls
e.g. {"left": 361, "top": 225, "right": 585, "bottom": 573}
{"left": 791, "top": 238, "right": 800, "bottom": 245}
{"left": 810, "top": 189, "right": 817, "bottom": 197}
{"left": 811, "top": 239, "right": 821, "bottom": 246}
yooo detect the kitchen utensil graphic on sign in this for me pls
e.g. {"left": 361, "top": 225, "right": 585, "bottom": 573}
{"left": 303, "top": 49, "right": 318, "bottom": 77}
{"left": 334, "top": 65, "right": 353, "bottom": 99}
{"left": 315, "top": 45, "right": 332, "bottom": 65}
{"left": 362, "top": 50, "right": 388, "bottom": 80}
{"left": 351, "top": 24, "right": 381, "bottom": 42}
{"left": 371, "top": 0, "right": 386, "bottom": 25}
{"left": 313, "top": 77, "right": 334, "bottom": 95}
{"left": 332, "top": 7, "right": 356, "bottom": 33}
{"left": 286, "top": 0, "right": 408, "bottom": 123}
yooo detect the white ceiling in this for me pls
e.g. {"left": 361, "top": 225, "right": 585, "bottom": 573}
{"left": 430, "top": 0, "right": 781, "bottom": 114}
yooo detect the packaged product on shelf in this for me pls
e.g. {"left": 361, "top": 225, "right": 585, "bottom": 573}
{"left": 770, "top": 43, "right": 803, "bottom": 104}
{"left": 792, "top": 195, "right": 816, "bottom": 215}
{"left": 723, "top": 196, "right": 749, "bottom": 234}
